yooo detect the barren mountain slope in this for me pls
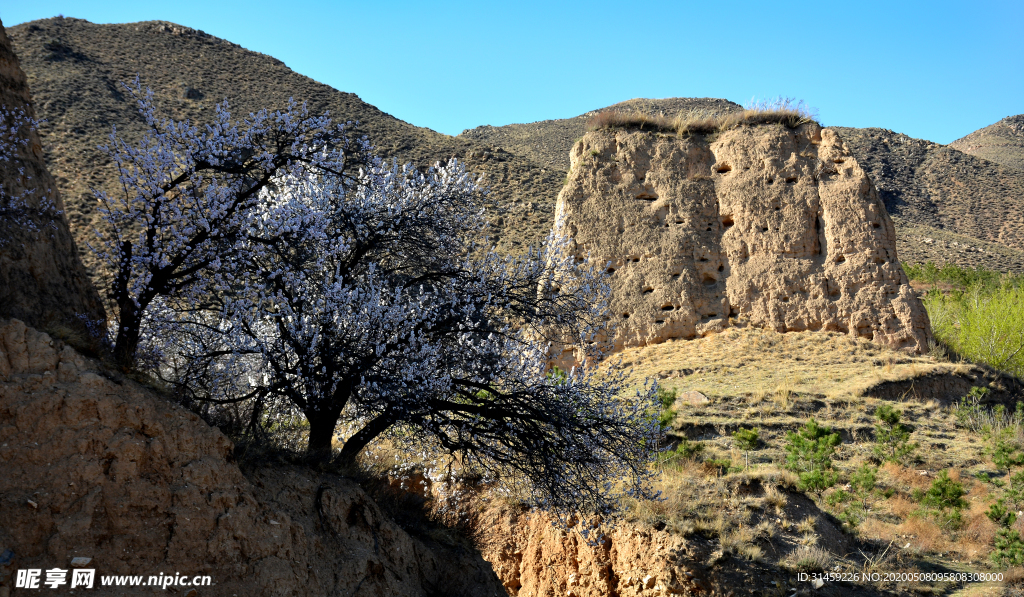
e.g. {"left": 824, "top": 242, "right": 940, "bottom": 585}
{"left": 832, "top": 126, "right": 1024, "bottom": 273}
{"left": 7, "top": 17, "right": 563, "bottom": 278}
{"left": 459, "top": 97, "right": 742, "bottom": 171}
{"left": 949, "top": 114, "right": 1024, "bottom": 171}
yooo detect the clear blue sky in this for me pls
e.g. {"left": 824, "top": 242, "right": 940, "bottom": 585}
{"left": 4, "top": 1, "right": 1022, "bottom": 144}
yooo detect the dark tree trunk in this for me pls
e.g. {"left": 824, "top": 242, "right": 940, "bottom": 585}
{"left": 112, "top": 307, "right": 141, "bottom": 372}
{"left": 112, "top": 241, "right": 140, "bottom": 371}
{"left": 335, "top": 413, "right": 392, "bottom": 466}
{"left": 306, "top": 409, "right": 340, "bottom": 462}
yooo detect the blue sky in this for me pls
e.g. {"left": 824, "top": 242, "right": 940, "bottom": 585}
{"left": 4, "top": 1, "right": 1022, "bottom": 144}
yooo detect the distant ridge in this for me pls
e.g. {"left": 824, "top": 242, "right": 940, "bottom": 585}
{"left": 459, "top": 97, "right": 742, "bottom": 170}
{"left": 949, "top": 114, "right": 1024, "bottom": 171}
{"left": 834, "top": 126, "right": 1024, "bottom": 272}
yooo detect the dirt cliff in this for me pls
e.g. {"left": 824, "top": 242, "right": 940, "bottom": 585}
{"left": 0, "top": 318, "right": 504, "bottom": 597}
{"left": 554, "top": 123, "right": 931, "bottom": 360}
{"left": 0, "top": 20, "right": 105, "bottom": 333}
{"left": 476, "top": 495, "right": 856, "bottom": 597}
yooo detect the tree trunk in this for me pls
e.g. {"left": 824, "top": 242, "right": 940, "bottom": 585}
{"left": 113, "top": 302, "right": 141, "bottom": 371}
{"left": 306, "top": 410, "right": 339, "bottom": 462}
{"left": 112, "top": 240, "right": 140, "bottom": 371}
{"left": 335, "top": 413, "right": 392, "bottom": 466}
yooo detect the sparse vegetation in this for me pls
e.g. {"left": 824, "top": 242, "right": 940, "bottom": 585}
{"left": 785, "top": 419, "right": 840, "bottom": 494}
{"left": 586, "top": 97, "right": 817, "bottom": 137}
{"left": 872, "top": 404, "right": 918, "bottom": 465}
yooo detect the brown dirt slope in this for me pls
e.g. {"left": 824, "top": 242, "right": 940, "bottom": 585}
{"left": 0, "top": 20, "right": 104, "bottom": 331}
{"left": 0, "top": 317, "right": 505, "bottom": 596}
{"left": 949, "top": 114, "right": 1024, "bottom": 171}
{"left": 7, "top": 17, "right": 563, "bottom": 277}
{"left": 832, "top": 126, "right": 1024, "bottom": 273}
{"left": 459, "top": 97, "right": 742, "bottom": 171}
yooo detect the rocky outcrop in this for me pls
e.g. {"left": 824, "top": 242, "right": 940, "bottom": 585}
{"left": 554, "top": 123, "right": 931, "bottom": 359}
{"left": 0, "top": 318, "right": 504, "bottom": 597}
{"left": 0, "top": 20, "right": 105, "bottom": 333}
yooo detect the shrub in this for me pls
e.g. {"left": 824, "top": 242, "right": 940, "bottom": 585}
{"left": 903, "top": 261, "right": 1014, "bottom": 290}
{"left": 987, "top": 498, "right": 1017, "bottom": 528}
{"left": 785, "top": 546, "right": 832, "bottom": 573}
{"left": 987, "top": 424, "right": 1024, "bottom": 474}
{"left": 919, "top": 470, "right": 968, "bottom": 528}
{"left": 993, "top": 528, "right": 1024, "bottom": 567}
{"left": 732, "top": 427, "right": 759, "bottom": 469}
{"left": 657, "top": 387, "right": 678, "bottom": 429}
{"left": 924, "top": 281, "right": 1024, "bottom": 379}
{"left": 953, "top": 386, "right": 990, "bottom": 431}
{"left": 872, "top": 404, "right": 918, "bottom": 464}
{"left": 1008, "top": 470, "right": 1024, "bottom": 507}
{"left": 674, "top": 438, "right": 705, "bottom": 460}
{"left": 850, "top": 464, "right": 878, "bottom": 510}
{"left": 785, "top": 419, "right": 840, "bottom": 494}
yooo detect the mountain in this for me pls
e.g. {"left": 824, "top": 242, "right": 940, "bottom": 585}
{"left": 832, "top": 126, "right": 1024, "bottom": 273}
{"left": 7, "top": 17, "right": 564, "bottom": 280}
{"left": 9, "top": 16, "right": 1024, "bottom": 284}
{"left": 949, "top": 114, "right": 1024, "bottom": 171}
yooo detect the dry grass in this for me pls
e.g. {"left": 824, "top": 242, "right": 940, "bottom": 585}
{"left": 587, "top": 98, "right": 818, "bottom": 137}
{"left": 784, "top": 545, "right": 832, "bottom": 572}
{"left": 881, "top": 462, "right": 934, "bottom": 492}
{"left": 721, "top": 524, "right": 763, "bottom": 560}
{"left": 898, "top": 516, "right": 947, "bottom": 554}
{"left": 606, "top": 327, "right": 953, "bottom": 404}
{"left": 796, "top": 516, "right": 817, "bottom": 535}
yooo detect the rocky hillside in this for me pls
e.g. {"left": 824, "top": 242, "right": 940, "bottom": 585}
{"left": 553, "top": 123, "right": 930, "bottom": 361}
{"left": 831, "top": 126, "right": 1024, "bottom": 273}
{"left": 0, "top": 21, "right": 104, "bottom": 332}
{"left": 949, "top": 114, "right": 1024, "bottom": 171}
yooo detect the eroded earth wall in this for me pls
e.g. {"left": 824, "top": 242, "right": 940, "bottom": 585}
{"left": 555, "top": 123, "right": 931, "bottom": 358}
{"left": 0, "top": 318, "right": 505, "bottom": 597}
{"left": 0, "top": 21, "right": 105, "bottom": 331}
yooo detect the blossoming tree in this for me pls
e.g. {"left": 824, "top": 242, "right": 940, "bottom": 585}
{"left": 95, "top": 84, "right": 660, "bottom": 517}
